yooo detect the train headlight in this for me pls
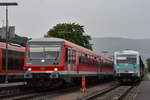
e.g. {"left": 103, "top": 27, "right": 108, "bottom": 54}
{"left": 28, "top": 68, "right": 32, "bottom": 71}
{"left": 54, "top": 68, "right": 58, "bottom": 71}
{"left": 41, "top": 59, "right": 45, "bottom": 63}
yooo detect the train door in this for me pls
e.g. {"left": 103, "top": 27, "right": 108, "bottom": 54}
{"left": 71, "top": 49, "right": 77, "bottom": 72}
{"left": 98, "top": 57, "right": 101, "bottom": 75}
{"left": 1, "top": 49, "right": 6, "bottom": 72}
{"left": 100, "top": 59, "right": 103, "bottom": 72}
{"left": 67, "top": 48, "right": 71, "bottom": 73}
{"left": 78, "top": 52, "right": 82, "bottom": 73}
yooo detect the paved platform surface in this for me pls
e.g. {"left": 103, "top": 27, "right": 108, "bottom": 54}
{"left": 136, "top": 76, "right": 150, "bottom": 100}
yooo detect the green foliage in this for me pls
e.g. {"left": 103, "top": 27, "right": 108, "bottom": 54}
{"left": 146, "top": 58, "right": 150, "bottom": 72}
{"left": 44, "top": 23, "right": 92, "bottom": 50}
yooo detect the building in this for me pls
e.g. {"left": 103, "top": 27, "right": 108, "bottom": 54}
{"left": 0, "top": 26, "right": 15, "bottom": 39}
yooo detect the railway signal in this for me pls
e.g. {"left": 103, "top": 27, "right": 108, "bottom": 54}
{"left": 81, "top": 75, "right": 86, "bottom": 92}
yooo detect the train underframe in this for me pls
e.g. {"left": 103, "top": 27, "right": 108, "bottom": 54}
{"left": 0, "top": 74, "right": 24, "bottom": 83}
{"left": 24, "top": 71, "right": 113, "bottom": 87}
{"left": 115, "top": 73, "right": 141, "bottom": 83}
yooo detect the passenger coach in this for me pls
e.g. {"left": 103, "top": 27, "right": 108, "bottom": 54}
{"left": 24, "top": 38, "right": 113, "bottom": 86}
{"left": 0, "top": 42, "right": 24, "bottom": 83}
{"left": 114, "top": 50, "right": 144, "bottom": 82}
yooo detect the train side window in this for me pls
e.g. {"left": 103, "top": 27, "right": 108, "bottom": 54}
{"left": 82, "top": 54, "right": 85, "bottom": 64}
{"left": 12, "top": 57, "right": 15, "bottom": 70}
{"left": 91, "top": 56, "right": 93, "bottom": 65}
{"left": 19, "top": 58, "right": 23, "bottom": 70}
{"left": 72, "top": 50, "right": 76, "bottom": 64}
{"left": 2, "top": 56, "right": 5, "bottom": 70}
{"left": 72, "top": 50, "right": 74, "bottom": 64}
{"left": 16, "top": 59, "right": 18, "bottom": 69}
{"left": 93, "top": 56, "right": 95, "bottom": 65}
{"left": 2, "top": 50, "right": 6, "bottom": 70}
{"left": 68, "top": 48, "right": 71, "bottom": 64}
{"left": 98, "top": 57, "right": 100, "bottom": 65}
{"left": 85, "top": 54, "right": 87, "bottom": 65}
{"left": 18, "top": 59, "right": 20, "bottom": 70}
{"left": 90, "top": 56, "right": 92, "bottom": 65}
{"left": 94, "top": 57, "right": 97, "bottom": 65}
{"left": 65, "top": 48, "right": 68, "bottom": 62}
{"left": 8, "top": 50, "right": 12, "bottom": 70}
{"left": 81, "top": 54, "right": 84, "bottom": 64}
{"left": 88, "top": 55, "right": 90, "bottom": 65}
{"left": 96, "top": 57, "right": 99, "bottom": 65}
{"left": 8, "top": 56, "right": 11, "bottom": 70}
{"left": 74, "top": 50, "right": 76, "bottom": 64}
{"left": 79, "top": 53, "right": 81, "bottom": 64}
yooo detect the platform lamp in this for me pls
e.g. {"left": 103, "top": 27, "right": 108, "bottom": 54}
{"left": 0, "top": 2, "right": 18, "bottom": 83}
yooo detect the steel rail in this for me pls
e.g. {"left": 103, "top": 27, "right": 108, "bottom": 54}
{"left": 79, "top": 82, "right": 141, "bottom": 100}
{"left": 76, "top": 84, "right": 120, "bottom": 100}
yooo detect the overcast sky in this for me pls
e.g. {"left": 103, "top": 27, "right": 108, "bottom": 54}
{"left": 0, "top": 0, "right": 150, "bottom": 39}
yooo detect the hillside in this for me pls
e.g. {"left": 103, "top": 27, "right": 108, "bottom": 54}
{"left": 91, "top": 37, "right": 150, "bottom": 63}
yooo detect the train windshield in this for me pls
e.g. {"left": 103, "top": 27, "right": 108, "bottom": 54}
{"left": 29, "top": 44, "right": 61, "bottom": 60}
{"left": 116, "top": 55, "right": 137, "bottom": 65}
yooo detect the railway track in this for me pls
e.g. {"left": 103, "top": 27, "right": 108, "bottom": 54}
{"left": 0, "top": 81, "right": 141, "bottom": 100}
{"left": 87, "top": 86, "right": 133, "bottom": 100}
{"left": 0, "top": 86, "right": 38, "bottom": 99}
{"left": 1, "top": 81, "right": 115, "bottom": 100}
{"left": 79, "top": 82, "right": 141, "bottom": 100}
{"left": 0, "top": 82, "right": 61, "bottom": 100}
{"left": 0, "top": 82, "right": 28, "bottom": 99}
{"left": 1, "top": 85, "right": 81, "bottom": 100}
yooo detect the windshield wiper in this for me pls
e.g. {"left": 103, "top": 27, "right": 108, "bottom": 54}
{"left": 43, "top": 47, "right": 46, "bottom": 58}
{"left": 55, "top": 49, "right": 59, "bottom": 60}
{"left": 28, "top": 48, "right": 32, "bottom": 61}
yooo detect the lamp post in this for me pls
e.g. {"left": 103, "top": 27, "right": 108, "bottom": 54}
{"left": 0, "top": 2, "right": 18, "bottom": 83}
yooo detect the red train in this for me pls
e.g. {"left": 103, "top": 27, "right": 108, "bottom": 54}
{"left": 24, "top": 38, "right": 113, "bottom": 86}
{"left": 0, "top": 42, "right": 25, "bottom": 83}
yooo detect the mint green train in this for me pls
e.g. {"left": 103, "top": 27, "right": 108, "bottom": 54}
{"left": 114, "top": 50, "right": 144, "bottom": 82}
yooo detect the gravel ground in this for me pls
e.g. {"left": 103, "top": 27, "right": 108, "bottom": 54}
{"left": 47, "top": 81, "right": 117, "bottom": 100}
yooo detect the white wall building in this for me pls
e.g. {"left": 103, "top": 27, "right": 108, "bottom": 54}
{"left": 0, "top": 26, "right": 15, "bottom": 39}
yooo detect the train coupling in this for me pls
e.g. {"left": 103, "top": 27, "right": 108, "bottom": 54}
{"left": 24, "top": 72, "right": 32, "bottom": 78}
{"left": 49, "top": 71, "right": 59, "bottom": 78}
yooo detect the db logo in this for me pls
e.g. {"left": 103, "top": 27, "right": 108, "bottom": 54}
{"left": 40, "top": 67, "right": 45, "bottom": 70}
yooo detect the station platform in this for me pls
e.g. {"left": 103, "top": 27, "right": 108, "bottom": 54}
{"left": 135, "top": 75, "right": 150, "bottom": 100}
{"left": 0, "top": 82, "right": 26, "bottom": 88}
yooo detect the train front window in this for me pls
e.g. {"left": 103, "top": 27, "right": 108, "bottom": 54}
{"left": 29, "top": 44, "right": 61, "bottom": 60}
{"left": 116, "top": 55, "right": 137, "bottom": 65}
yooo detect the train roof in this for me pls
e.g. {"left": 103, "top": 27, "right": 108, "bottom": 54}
{"left": 115, "top": 50, "right": 139, "bottom": 55}
{"left": 0, "top": 42, "right": 24, "bottom": 51}
{"left": 63, "top": 40, "right": 113, "bottom": 61}
{"left": 29, "top": 38, "right": 113, "bottom": 61}
{"left": 29, "top": 38, "right": 64, "bottom": 42}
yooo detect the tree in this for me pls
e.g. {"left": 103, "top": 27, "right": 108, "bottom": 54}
{"left": 146, "top": 58, "right": 150, "bottom": 72}
{"left": 44, "top": 23, "right": 92, "bottom": 50}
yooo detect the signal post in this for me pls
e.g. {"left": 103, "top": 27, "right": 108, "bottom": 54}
{"left": 81, "top": 75, "right": 86, "bottom": 92}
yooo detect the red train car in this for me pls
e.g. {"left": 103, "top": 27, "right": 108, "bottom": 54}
{"left": 24, "top": 38, "right": 113, "bottom": 86}
{"left": 0, "top": 42, "right": 25, "bottom": 83}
